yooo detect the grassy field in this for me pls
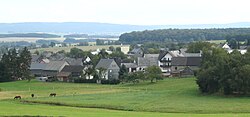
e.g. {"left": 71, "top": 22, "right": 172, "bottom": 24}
{"left": 206, "top": 40, "right": 226, "bottom": 44}
{"left": 1, "top": 78, "right": 250, "bottom": 116}
{"left": 30, "top": 45, "right": 129, "bottom": 53}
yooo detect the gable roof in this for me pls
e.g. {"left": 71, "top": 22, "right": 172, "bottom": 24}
{"left": 121, "top": 63, "right": 138, "bottom": 68}
{"left": 30, "top": 63, "right": 47, "bottom": 70}
{"left": 31, "top": 55, "right": 41, "bottom": 62}
{"left": 64, "top": 58, "right": 83, "bottom": 66}
{"left": 183, "top": 53, "right": 201, "bottom": 57}
{"left": 95, "top": 59, "right": 116, "bottom": 69}
{"left": 129, "top": 48, "right": 143, "bottom": 54}
{"left": 61, "top": 65, "right": 84, "bottom": 73}
{"left": 43, "top": 61, "right": 68, "bottom": 71}
{"left": 138, "top": 54, "right": 159, "bottom": 67}
{"left": 158, "top": 50, "right": 184, "bottom": 60}
{"left": 171, "top": 57, "right": 202, "bottom": 66}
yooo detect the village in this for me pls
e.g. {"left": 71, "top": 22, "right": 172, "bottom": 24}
{"left": 29, "top": 42, "right": 243, "bottom": 84}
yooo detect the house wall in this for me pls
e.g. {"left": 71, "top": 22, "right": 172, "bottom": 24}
{"left": 159, "top": 53, "right": 172, "bottom": 73}
{"left": 30, "top": 69, "right": 43, "bottom": 77}
{"left": 121, "top": 46, "right": 130, "bottom": 54}
{"left": 107, "top": 61, "right": 120, "bottom": 80}
{"left": 43, "top": 70, "right": 58, "bottom": 77}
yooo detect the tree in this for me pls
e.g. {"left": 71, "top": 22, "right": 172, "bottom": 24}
{"left": 98, "top": 49, "right": 108, "bottom": 58}
{"left": 196, "top": 47, "right": 250, "bottom": 95}
{"left": 119, "top": 64, "right": 128, "bottom": 83}
{"left": 187, "top": 41, "right": 212, "bottom": 53}
{"left": 68, "top": 48, "right": 85, "bottom": 58}
{"left": 84, "top": 67, "right": 95, "bottom": 79}
{"left": 145, "top": 66, "right": 162, "bottom": 83}
{"left": 109, "top": 46, "right": 115, "bottom": 52}
{"left": 19, "top": 47, "right": 32, "bottom": 81}
{"left": 34, "top": 50, "right": 39, "bottom": 55}
{"left": 96, "top": 67, "right": 107, "bottom": 83}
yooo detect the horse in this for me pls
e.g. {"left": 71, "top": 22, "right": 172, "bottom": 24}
{"left": 31, "top": 94, "right": 34, "bottom": 98}
{"left": 14, "top": 96, "right": 21, "bottom": 99}
{"left": 49, "top": 93, "right": 56, "bottom": 97}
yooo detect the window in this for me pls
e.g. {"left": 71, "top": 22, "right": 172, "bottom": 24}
{"left": 175, "top": 67, "right": 177, "bottom": 70}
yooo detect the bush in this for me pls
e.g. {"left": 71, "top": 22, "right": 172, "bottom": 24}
{"left": 74, "top": 78, "right": 96, "bottom": 83}
{"left": 101, "top": 79, "right": 120, "bottom": 85}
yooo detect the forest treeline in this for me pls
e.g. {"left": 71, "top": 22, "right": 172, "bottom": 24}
{"left": 119, "top": 28, "right": 250, "bottom": 43}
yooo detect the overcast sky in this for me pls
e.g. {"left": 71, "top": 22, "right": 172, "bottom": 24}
{"left": 0, "top": 0, "right": 249, "bottom": 25}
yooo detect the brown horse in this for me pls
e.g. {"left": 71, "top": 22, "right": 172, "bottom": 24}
{"left": 14, "top": 96, "right": 21, "bottom": 99}
{"left": 49, "top": 93, "right": 56, "bottom": 97}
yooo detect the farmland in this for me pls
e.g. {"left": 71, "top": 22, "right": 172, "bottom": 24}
{"left": 1, "top": 78, "right": 250, "bottom": 116}
{"left": 30, "top": 45, "right": 129, "bottom": 53}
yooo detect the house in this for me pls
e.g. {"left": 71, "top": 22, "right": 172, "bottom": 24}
{"left": 41, "top": 51, "right": 53, "bottom": 58}
{"left": 128, "top": 48, "right": 144, "bottom": 58}
{"left": 64, "top": 58, "right": 83, "bottom": 66}
{"left": 40, "top": 58, "right": 50, "bottom": 63}
{"left": 171, "top": 57, "right": 202, "bottom": 77}
{"left": 83, "top": 56, "right": 92, "bottom": 65}
{"left": 31, "top": 55, "right": 42, "bottom": 63}
{"left": 158, "top": 51, "right": 183, "bottom": 75}
{"left": 137, "top": 54, "right": 159, "bottom": 71}
{"left": 227, "top": 49, "right": 247, "bottom": 54}
{"left": 121, "top": 63, "right": 138, "bottom": 72}
{"left": 57, "top": 65, "right": 85, "bottom": 82}
{"left": 222, "top": 43, "right": 231, "bottom": 50}
{"left": 30, "top": 63, "right": 47, "bottom": 77}
{"left": 55, "top": 43, "right": 63, "bottom": 47}
{"left": 42, "top": 61, "right": 69, "bottom": 77}
{"left": 95, "top": 59, "right": 120, "bottom": 80}
{"left": 120, "top": 45, "right": 130, "bottom": 54}
{"left": 49, "top": 53, "right": 66, "bottom": 61}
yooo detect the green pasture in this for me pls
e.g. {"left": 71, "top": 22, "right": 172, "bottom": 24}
{"left": 1, "top": 78, "right": 250, "bottom": 116}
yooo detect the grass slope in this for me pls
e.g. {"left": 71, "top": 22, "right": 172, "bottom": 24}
{"left": 1, "top": 78, "right": 250, "bottom": 116}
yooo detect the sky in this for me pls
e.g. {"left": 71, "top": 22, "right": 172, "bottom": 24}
{"left": 0, "top": 0, "right": 249, "bottom": 25}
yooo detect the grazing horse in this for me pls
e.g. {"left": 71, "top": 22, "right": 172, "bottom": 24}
{"left": 49, "top": 93, "right": 56, "bottom": 97}
{"left": 14, "top": 96, "right": 21, "bottom": 99}
{"left": 31, "top": 94, "right": 34, "bottom": 98}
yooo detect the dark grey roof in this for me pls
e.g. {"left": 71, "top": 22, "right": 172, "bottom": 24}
{"left": 44, "top": 61, "right": 68, "bottom": 71}
{"left": 31, "top": 55, "right": 41, "bottom": 62}
{"left": 183, "top": 53, "right": 201, "bottom": 57}
{"left": 61, "top": 65, "right": 84, "bottom": 72}
{"left": 64, "top": 58, "right": 83, "bottom": 66}
{"left": 171, "top": 57, "right": 201, "bottom": 66}
{"left": 158, "top": 51, "right": 182, "bottom": 60}
{"left": 121, "top": 63, "right": 138, "bottom": 68}
{"left": 30, "top": 63, "right": 47, "bottom": 70}
{"left": 95, "top": 59, "right": 115, "bottom": 69}
{"left": 138, "top": 54, "right": 159, "bottom": 67}
{"left": 129, "top": 48, "right": 143, "bottom": 54}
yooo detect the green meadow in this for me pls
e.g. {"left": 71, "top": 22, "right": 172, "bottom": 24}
{"left": 1, "top": 78, "right": 250, "bottom": 116}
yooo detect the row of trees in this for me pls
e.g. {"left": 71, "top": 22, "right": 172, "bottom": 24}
{"left": 197, "top": 48, "right": 250, "bottom": 95}
{"left": 0, "top": 47, "right": 32, "bottom": 82}
{"left": 119, "top": 28, "right": 250, "bottom": 43}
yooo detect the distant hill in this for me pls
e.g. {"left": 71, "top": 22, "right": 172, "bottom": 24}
{"left": 0, "top": 22, "right": 250, "bottom": 35}
{"left": 0, "top": 33, "right": 60, "bottom": 38}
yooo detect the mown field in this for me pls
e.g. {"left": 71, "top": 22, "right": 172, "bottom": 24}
{"left": 30, "top": 45, "right": 129, "bottom": 53}
{"left": 206, "top": 40, "right": 226, "bottom": 44}
{"left": 1, "top": 78, "right": 250, "bottom": 116}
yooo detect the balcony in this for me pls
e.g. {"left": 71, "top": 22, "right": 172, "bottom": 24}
{"left": 160, "top": 65, "right": 170, "bottom": 67}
